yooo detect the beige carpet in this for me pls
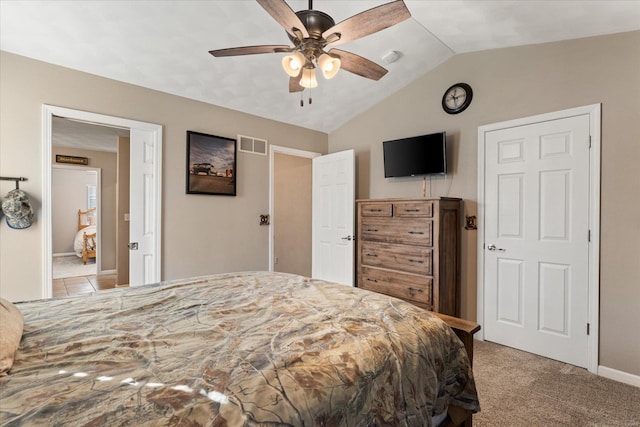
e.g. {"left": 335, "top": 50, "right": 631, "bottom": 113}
{"left": 472, "top": 340, "right": 640, "bottom": 426}
{"left": 52, "top": 255, "right": 96, "bottom": 279}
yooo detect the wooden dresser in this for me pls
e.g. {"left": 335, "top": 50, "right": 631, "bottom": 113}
{"left": 356, "top": 197, "right": 462, "bottom": 316}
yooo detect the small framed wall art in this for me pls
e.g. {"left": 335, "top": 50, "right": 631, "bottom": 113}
{"left": 186, "top": 131, "right": 236, "bottom": 196}
{"left": 56, "top": 154, "right": 89, "bottom": 165}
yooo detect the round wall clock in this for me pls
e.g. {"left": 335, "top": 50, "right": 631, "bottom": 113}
{"left": 442, "top": 83, "right": 473, "bottom": 114}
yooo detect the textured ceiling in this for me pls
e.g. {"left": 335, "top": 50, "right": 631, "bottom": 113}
{"left": 2, "top": 1, "right": 639, "bottom": 134}
{"left": 53, "top": 117, "right": 129, "bottom": 153}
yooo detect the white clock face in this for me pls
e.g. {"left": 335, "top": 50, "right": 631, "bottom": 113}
{"left": 445, "top": 87, "right": 467, "bottom": 109}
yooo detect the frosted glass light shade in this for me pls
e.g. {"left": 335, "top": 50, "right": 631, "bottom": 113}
{"left": 300, "top": 67, "right": 318, "bottom": 88}
{"left": 318, "top": 53, "right": 341, "bottom": 79}
{"left": 282, "top": 52, "right": 305, "bottom": 77}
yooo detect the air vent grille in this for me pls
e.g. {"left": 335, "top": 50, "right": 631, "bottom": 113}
{"left": 238, "top": 134, "right": 267, "bottom": 156}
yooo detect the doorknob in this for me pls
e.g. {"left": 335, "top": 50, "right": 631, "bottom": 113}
{"left": 487, "top": 244, "right": 505, "bottom": 252}
{"left": 341, "top": 235, "right": 356, "bottom": 241}
{"left": 128, "top": 242, "right": 139, "bottom": 250}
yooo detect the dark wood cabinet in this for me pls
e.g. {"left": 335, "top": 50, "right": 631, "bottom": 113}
{"left": 356, "top": 197, "right": 462, "bottom": 316}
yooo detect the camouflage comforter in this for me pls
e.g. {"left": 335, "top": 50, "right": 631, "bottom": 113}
{"left": 0, "top": 271, "right": 479, "bottom": 426}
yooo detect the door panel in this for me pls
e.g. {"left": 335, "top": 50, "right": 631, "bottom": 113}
{"left": 129, "top": 129, "right": 158, "bottom": 286}
{"left": 312, "top": 150, "right": 355, "bottom": 285}
{"left": 484, "top": 114, "right": 590, "bottom": 368}
{"left": 496, "top": 258, "right": 523, "bottom": 326}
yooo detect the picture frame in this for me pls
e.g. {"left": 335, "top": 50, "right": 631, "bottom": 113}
{"left": 186, "top": 131, "right": 236, "bottom": 196}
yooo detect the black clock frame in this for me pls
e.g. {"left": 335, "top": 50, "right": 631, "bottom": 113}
{"left": 442, "top": 83, "right": 473, "bottom": 114}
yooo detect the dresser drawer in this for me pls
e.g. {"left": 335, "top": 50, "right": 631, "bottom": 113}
{"left": 360, "top": 241, "right": 433, "bottom": 275}
{"left": 393, "top": 201, "right": 433, "bottom": 218}
{"left": 360, "top": 202, "right": 393, "bottom": 217}
{"left": 361, "top": 217, "right": 433, "bottom": 246}
{"left": 359, "top": 267, "right": 433, "bottom": 306}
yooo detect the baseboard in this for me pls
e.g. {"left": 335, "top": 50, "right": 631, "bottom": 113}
{"left": 598, "top": 365, "right": 640, "bottom": 387}
{"left": 99, "top": 269, "right": 116, "bottom": 276}
{"left": 53, "top": 252, "right": 76, "bottom": 257}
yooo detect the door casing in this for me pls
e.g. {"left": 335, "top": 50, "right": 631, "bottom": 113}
{"left": 42, "top": 105, "right": 163, "bottom": 298}
{"left": 476, "top": 104, "right": 600, "bottom": 373}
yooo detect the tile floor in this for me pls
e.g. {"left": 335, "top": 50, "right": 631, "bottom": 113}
{"left": 52, "top": 274, "right": 127, "bottom": 298}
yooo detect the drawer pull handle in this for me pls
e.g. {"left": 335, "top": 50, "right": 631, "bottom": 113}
{"left": 369, "top": 209, "right": 382, "bottom": 212}
{"left": 404, "top": 209, "right": 420, "bottom": 212}
{"left": 366, "top": 253, "right": 378, "bottom": 257}
{"left": 366, "top": 278, "right": 378, "bottom": 283}
{"left": 366, "top": 228, "right": 379, "bottom": 232}
{"left": 408, "top": 231, "right": 424, "bottom": 235}
{"left": 408, "top": 259, "right": 424, "bottom": 264}
{"left": 408, "top": 287, "right": 424, "bottom": 294}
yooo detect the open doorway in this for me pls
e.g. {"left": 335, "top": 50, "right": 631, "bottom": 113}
{"left": 51, "top": 117, "right": 127, "bottom": 296}
{"left": 269, "top": 145, "right": 320, "bottom": 275}
{"left": 51, "top": 166, "right": 100, "bottom": 278}
{"left": 42, "top": 105, "right": 163, "bottom": 299}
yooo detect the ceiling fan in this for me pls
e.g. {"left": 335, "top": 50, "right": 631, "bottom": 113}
{"left": 209, "top": 0, "right": 411, "bottom": 101}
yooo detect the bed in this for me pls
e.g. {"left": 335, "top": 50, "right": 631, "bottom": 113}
{"left": 75, "top": 208, "right": 97, "bottom": 265}
{"left": 0, "top": 271, "right": 480, "bottom": 426}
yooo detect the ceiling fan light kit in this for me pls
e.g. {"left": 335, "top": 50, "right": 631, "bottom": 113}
{"left": 317, "top": 53, "right": 341, "bottom": 79}
{"left": 300, "top": 67, "right": 319, "bottom": 89}
{"left": 282, "top": 51, "right": 305, "bottom": 77}
{"left": 209, "top": 0, "right": 412, "bottom": 105}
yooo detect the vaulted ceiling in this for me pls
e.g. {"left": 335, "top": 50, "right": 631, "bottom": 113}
{"left": 2, "top": 1, "right": 639, "bottom": 133}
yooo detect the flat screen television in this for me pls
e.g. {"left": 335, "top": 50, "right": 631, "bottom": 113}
{"left": 383, "top": 132, "right": 447, "bottom": 178}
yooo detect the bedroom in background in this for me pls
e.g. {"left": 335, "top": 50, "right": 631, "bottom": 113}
{"left": 51, "top": 165, "right": 99, "bottom": 280}
{"left": 51, "top": 117, "right": 124, "bottom": 296}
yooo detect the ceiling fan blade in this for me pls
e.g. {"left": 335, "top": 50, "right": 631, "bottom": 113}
{"left": 209, "top": 45, "right": 292, "bottom": 57}
{"left": 329, "top": 49, "right": 388, "bottom": 81}
{"left": 322, "top": 1, "right": 411, "bottom": 46}
{"left": 256, "top": 0, "right": 309, "bottom": 39}
{"left": 289, "top": 75, "right": 304, "bottom": 93}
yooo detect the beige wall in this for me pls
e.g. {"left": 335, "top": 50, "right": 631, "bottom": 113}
{"left": 0, "top": 51, "right": 328, "bottom": 302}
{"left": 52, "top": 147, "right": 117, "bottom": 271}
{"left": 274, "top": 153, "right": 312, "bottom": 277}
{"left": 329, "top": 31, "right": 640, "bottom": 376}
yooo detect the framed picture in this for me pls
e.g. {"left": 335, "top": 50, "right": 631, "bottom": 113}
{"left": 56, "top": 154, "right": 89, "bottom": 165}
{"left": 186, "top": 131, "right": 236, "bottom": 196}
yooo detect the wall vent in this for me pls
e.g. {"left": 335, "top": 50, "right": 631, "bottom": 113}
{"left": 238, "top": 134, "right": 267, "bottom": 156}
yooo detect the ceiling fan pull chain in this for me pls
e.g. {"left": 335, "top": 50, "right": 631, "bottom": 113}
{"left": 300, "top": 90, "right": 304, "bottom": 107}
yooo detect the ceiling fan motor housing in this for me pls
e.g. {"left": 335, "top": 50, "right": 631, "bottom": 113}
{"left": 289, "top": 10, "right": 335, "bottom": 41}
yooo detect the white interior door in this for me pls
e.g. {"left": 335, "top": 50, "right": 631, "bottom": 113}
{"left": 128, "top": 128, "right": 160, "bottom": 286}
{"left": 312, "top": 149, "right": 355, "bottom": 285}
{"left": 483, "top": 114, "right": 591, "bottom": 368}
